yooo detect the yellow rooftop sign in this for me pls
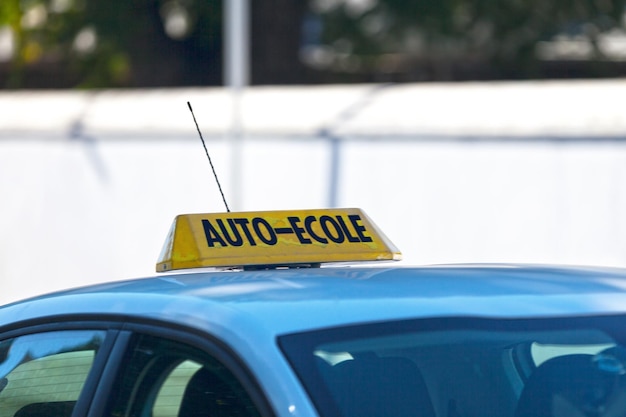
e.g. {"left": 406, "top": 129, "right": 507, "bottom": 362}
{"left": 156, "top": 208, "right": 401, "bottom": 272}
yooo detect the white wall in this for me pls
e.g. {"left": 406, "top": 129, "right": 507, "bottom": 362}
{"left": 1, "top": 80, "right": 626, "bottom": 304}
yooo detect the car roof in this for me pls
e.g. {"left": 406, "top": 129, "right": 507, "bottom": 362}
{"left": 2, "top": 264, "right": 626, "bottom": 337}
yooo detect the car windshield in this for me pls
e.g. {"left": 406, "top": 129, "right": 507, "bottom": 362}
{"left": 279, "top": 316, "right": 626, "bottom": 417}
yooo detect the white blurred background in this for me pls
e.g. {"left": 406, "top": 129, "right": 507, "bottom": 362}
{"left": 1, "top": 79, "right": 626, "bottom": 304}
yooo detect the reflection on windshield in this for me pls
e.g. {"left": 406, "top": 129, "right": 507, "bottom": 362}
{"left": 0, "top": 331, "right": 104, "bottom": 380}
{"left": 0, "top": 330, "right": 106, "bottom": 417}
{"left": 280, "top": 316, "right": 626, "bottom": 417}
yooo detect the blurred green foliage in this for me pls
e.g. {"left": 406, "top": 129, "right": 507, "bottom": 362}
{"left": 1, "top": 0, "right": 625, "bottom": 88}
{"left": 312, "top": 0, "right": 626, "bottom": 79}
{"left": 0, "top": 0, "right": 222, "bottom": 88}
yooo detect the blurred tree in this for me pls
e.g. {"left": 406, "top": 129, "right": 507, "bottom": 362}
{"left": 0, "top": 0, "right": 25, "bottom": 87}
{"left": 1, "top": 0, "right": 626, "bottom": 88}
{"left": 251, "top": 0, "right": 309, "bottom": 84}
{"left": 0, "top": 0, "right": 223, "bottom": 88}
{"left": 306, "top": 0, "right": 626, "bottom": 81}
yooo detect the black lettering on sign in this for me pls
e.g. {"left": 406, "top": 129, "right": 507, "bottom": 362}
{"left": 288, "top": 216, "right": 312, "bottom": 244}
{"left": 320, "top": 215, "right": 344, "bottom": 243}
{"left": 202, "top": 219, "right": 227, "bottom": 247}
{"left": 252, "top": 218, "right": 278, "bottom": 245}
{"left": 201, "top": 213, "right": 373, "bottom": 249}
{"left": 216, "top": 219, "right": 244, "bottom": 246}
{"left": 304, "top": 216, "right": 328, "bottom": 244}
{"left": 348, "top": 215, "right": 373, "bottom": 242}
{"left": 336, "top": 216, "right": 360, "bottom": 243}
{"left": 233, "top": 218, "right": 256, "bottom": 246}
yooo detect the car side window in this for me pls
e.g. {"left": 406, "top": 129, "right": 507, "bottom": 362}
{"left": 0, "top": 330, "right": 106, "bottom": 417}
{"left": 153, "top": 360, "right": 203, "bottom": 417}
{"left": 108, "top": 334, "right": 261, "bottom": 417}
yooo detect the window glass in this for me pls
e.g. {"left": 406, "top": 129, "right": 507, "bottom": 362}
{"left": 153, "top": 360, "right": 202, "bottom": 417}
{"left": 107, "top": 334, "right": 261, "bottom": 417}
{"left": 0, "top": 330, "right": 106, "bottom": 417}
{"left": 279, "top": 316, "right": 626, "bottom": 417}
{"left": 531, "top": 342, "right": 615, "bottom": 366}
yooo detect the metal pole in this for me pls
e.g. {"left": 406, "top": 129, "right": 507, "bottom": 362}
{"left": 224, "top": 0, "right": 249, "bottom": 210}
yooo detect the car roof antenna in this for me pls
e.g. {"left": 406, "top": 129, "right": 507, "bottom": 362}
{"left": 187, "top": 101, "right": 231, "bottom": 213}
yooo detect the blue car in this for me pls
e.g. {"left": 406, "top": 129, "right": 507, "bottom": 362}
{"left": 0, "top": 208, "right": 625, "bottom": 417}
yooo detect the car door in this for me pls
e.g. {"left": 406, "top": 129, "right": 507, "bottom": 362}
{"left": 0, "top": 326, "right": 118, "bottom": 417}
{"left": 89, "top": 323, "right": 275, "bottom": 417}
